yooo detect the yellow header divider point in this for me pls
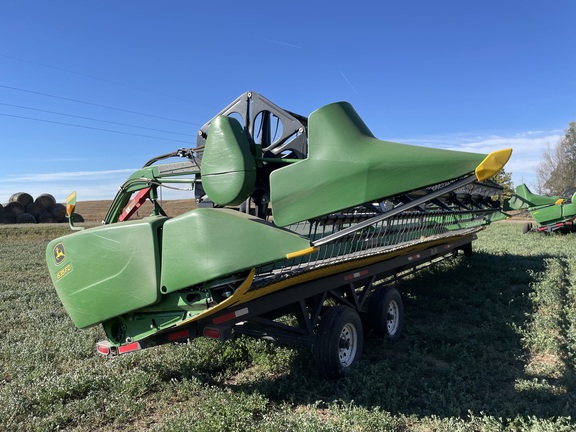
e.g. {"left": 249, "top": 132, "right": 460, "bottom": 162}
{"left": 475, "top": 148, "right": 513, "bottom": 181}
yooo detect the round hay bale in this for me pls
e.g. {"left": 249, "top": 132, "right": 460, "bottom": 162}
{"left": 35, "top": 193, "right": 57, "bottom": 210}
{"left": 51, "top": 203, "right": 67, "bottom": 222}
{"left": 0, "top": 213, "right": 16, "bottom": 224}
{"left": 9, "top": 192, "right": 34, "bottom": 207}
{"left": 26, "top": 202, "right": 44, "bottom": 219}
{"left": 38, "top": 212, "right": 58, "bottom": 223}
{"left": 16, "top": 213, "right": 37, "bottom": 224}
{"left": 72, "top": 213, "right": 85, "bottom": 223}
{"left": 3, "top": 201, "right": 25, "bottom": 217}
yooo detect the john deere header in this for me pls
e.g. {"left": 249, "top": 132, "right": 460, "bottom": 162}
{"left": 46, "top": 91, "right": 512, "bottom": 349}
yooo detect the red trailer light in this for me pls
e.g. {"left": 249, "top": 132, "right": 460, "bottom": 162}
{"left": 203, "top": 327, "right": 222, "bottom": 339}
{"left": 118, "top": 341, "right": 141, "bottom": 355}
{"left": 96, "top": 343, "right": 111, "bottom": 356}
{"left": 168, "top": 329, "right": 190, "bottom": 342}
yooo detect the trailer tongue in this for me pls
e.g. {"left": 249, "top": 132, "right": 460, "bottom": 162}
{"left": 46, "top": 91, "right": 512, "bottom": 378}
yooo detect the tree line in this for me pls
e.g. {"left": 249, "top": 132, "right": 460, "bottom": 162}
{"left": 536, "top": 122, "right": 576, "bottom": 196}
{"left": 491, "top": 121, "right": 576, "bottom": 199}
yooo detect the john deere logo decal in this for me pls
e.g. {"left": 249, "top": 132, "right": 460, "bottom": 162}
{"left": 53, "top": 243, "right": 66, "bottom": 265}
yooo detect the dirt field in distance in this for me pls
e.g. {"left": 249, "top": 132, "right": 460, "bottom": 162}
{"left": 74, "top": 199, "right": 198, "bottom": 223}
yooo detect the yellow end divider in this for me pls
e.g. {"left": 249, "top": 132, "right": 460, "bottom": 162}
{"left": 475, "top": 148, "right": 513, "bottom": 181}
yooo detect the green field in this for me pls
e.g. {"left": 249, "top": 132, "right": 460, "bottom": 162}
{"left": 1, "top": 223, "right": 575, "bottom": 431}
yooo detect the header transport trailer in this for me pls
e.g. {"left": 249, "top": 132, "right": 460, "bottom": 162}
{"left": 46, "top": 92, "right": 512, "bottom": 378}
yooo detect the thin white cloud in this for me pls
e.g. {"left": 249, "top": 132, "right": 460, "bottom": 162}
{"left": 2, "top": 169, "right": 138, "bottom": 203}
{"left": 2, "top": 167, "right": 196, "bottom": 203}
{"left": 260, "top": 38, "right": 303, "bottom": 49}
{"left": 397, "top": 130, "right": 563, "bottom": 189}
{"left": 7, "top": 168, "right": 138, "bottom": 183}
{"left": 1, "top": 129, "right": 564, "bottom": 203}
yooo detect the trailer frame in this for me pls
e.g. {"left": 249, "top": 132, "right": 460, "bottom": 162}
{"left": 96, "top": 231, "right": 477, "bottom": 378}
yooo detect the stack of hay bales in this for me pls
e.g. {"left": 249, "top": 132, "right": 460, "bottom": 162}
{"left": 0, "top": 192, "right": 82, "bottom": 224}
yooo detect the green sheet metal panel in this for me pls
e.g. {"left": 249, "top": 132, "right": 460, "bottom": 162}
{"left": 562, "top": 202, "right": 576, "bottom": 221}
{"left": 531, "top": 202, "right": 576, "bottom": 225}
{"left": 46, "top": 217, "right": 166, "bottom": 329}
{"left": 200, "top": 115, "right": 256, "bottom": 206}
{"left": 508, "top": 184, "right": 561, "bottom": 209}
{"left": 160, "top": 208, "right": 311, "bottom": 293}
{"left": 531, "top": 205, "right": 563, "bottom": 224}
{"left": 270, "top": 102, "right": 488, "bottom": 227}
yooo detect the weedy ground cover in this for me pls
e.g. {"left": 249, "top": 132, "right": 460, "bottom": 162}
{"left": 0, "top": 223, "right": 574, "bottom": 431}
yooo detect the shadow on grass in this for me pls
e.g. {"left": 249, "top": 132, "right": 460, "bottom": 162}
{"left": 204, "top": 251, "right": 575, "bottom": 420}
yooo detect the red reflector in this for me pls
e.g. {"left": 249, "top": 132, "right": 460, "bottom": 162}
{"left": 168, "top": 329, "right": 190, "bottom": 342}
{"left": 96, "top": 344, "right": 111, "bottom": 355}
{"left": 118, "top": 341, "right": 141, "bottom": 354}
{"left": 213, "top": 312, "right": 236, "bottom": 325}
{"left": 203, "top": 327, "right": 221, "bottom": 339}
{"left": 212, "top": 307, "right": 249, "bottom": 325}
{"left": 344, "top": 270, "right": 369, "bottom": 281}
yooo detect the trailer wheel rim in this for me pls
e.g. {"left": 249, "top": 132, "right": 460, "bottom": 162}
{"left": 386, "top": 300, "right": 400, "bottom": 336}
{"left": 338, "top": 323, "right": 358, "bottom": 367}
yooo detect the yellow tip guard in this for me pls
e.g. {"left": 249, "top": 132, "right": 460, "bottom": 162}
{"left": 475, "top": 148, "right": 513, "bottom": 182}
{"left": 66, "top": 191, "right": 84, "bottom": 231}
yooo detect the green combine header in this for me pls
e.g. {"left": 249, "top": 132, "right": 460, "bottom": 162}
{"left": 46, "top": 92, "right": 512, "bottom": 378}
{"left": 508, "top": 183, "right": 576, "bottom": 233}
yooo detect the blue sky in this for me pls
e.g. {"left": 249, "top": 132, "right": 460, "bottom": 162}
{"left": 1, "top": 1, "right": 574, "bottom": 203}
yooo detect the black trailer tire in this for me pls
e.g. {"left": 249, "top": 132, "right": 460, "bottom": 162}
{"left": 314, "top": 306, "right": 363, "bottom": 379}
{"left": 522, "top": 222, "right": 533, "bottom": 234}
{"left": 369, "top": 286, "right": 404, "bottom": 341}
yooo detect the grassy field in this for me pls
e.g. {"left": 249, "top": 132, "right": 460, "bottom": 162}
{"left": 1, "top": 222, "right": 575, "bottom": 431}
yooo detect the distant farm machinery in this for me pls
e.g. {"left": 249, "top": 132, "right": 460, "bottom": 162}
{"left": 508, "top": 183, "right": 576, "bottom": 234}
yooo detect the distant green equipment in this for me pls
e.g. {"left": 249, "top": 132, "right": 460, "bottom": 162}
{"left": 508, "top": 183, "right": 576, "bottom": 233}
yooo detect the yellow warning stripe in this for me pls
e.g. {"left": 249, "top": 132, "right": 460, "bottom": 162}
{"left": 285, "top": 246, "right": 319, "bottom": 259}
{"left": 175, "top": 268, "right": 255, "bottom": 327}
